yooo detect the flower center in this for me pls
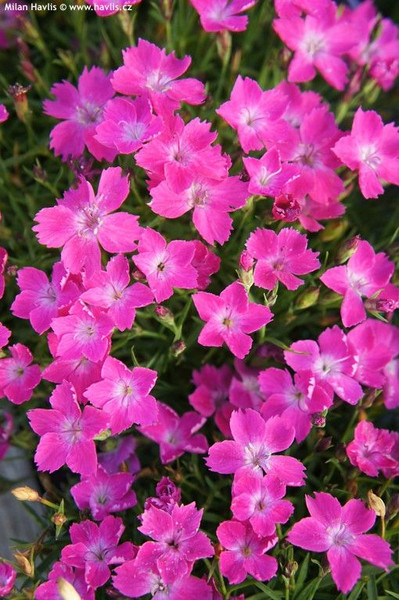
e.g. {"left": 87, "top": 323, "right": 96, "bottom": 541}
{"left": 76, "top": 102, "right": 102, "bottom": 126}
{"left": 302, "top": 32, "right": 325, "bottom": 57}
{"left": 360, "top": 144, "right": 380, "bottom": 170}
{"left": 76, "top": 205, "right": 103, "bottom": 238}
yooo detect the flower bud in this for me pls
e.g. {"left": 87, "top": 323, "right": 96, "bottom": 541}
{"left": 52, "top": 513, "right": 67, "bottom": 527}
{"left": 319, "top": 219, "right": 348, "bottom": 242}
{"left": 336, "top": 235, "right": 360, "bottom": 264}
{"left": 8, "top": 83, "right": 31, "bottom": 123}
{"left": 295, "top": 286, "right": 320, "bottom": 310}
{"left": 14, "top": 550, "right": 33, "bottom": 576}
{"left": 12, "top": 486, "right": 40, "bottom": 502}
{"left": 368, "top": 490, "right": 386, "bottom": 518}
{"left": 272, "top": 193, "right": 301, "bottom": 223}
{"left": 171, "top": 340, "right": 186, "bottom": 357}
{"left": 386, "top": 494, "right": 399, "bottom": 521}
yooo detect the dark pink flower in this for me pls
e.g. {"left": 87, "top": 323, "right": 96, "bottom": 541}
{"left": 0, "top": 410, "right": 13, "bottom": 461}
{"left": 346, "top": 421, "right": 397, "bottom": 478}
{"left": 0, "top": 344, "right": 41, "bottom": 405}
{"left": 35, "top": 562, "right": 94, "bottom": 600}
{"left": 0, "top": 564, "right": 16, "bottom": 597}
{"left": 0, "top": 104, "right": 9, "bottom": 124}
{"left": 190, "top": 0, "right": 257, "bottom": 33}
{"left": 243, "top": 148, "right": 299, "bottom": 197}
{"left": 191, "top": 241, "right": 221, "bottom": 290}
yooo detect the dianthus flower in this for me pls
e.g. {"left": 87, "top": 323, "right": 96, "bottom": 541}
{"left": 191, "top": 240, "right": 221, "bottom": 289}
{"left": 189, "top": 364, "right": 233, "bottom": 417}
{"left": 0, "top": 246, "right": 7, "bottom": 299}
{"left": 0, "top": 324, "right": 10, "bottom": 349}
{"left": 112, "top": 39, "right": 206, "bottom": 114}
{"left": 193, "top": 281, "right": 273, "bottom": 359}
{"left": 0, "top": 343, "right": 41, "bottom": 404}
{"left": 332, "top": 108, "right": 399, "bottom": 199}
{"left": 43, "top": 66, "right": 116, "bottom": 161}
{"left": 0, "top": 564, "right": 16, "bottom": 597}
{"left": 243, "top": 148, "right": 299, "bottom": 198}
{"left": 34, "top": 167, "right": 140, "bottom": 277}
{"left": 98, "top": 435, "right": 140, "bottom": 474}
{"left": 190, "top": 0, "right": 257, "bottom": 33}
{"left": 35, "top": 562, "right": 94, "bottom": 600}
{"left": 346, "top": 420, "right": 398, "bottom": 477}
{"left": 0, "top": 410, "right": 13, "bottom": 461}
{"left": 229, "top": 359, "right": 265, "bottom": 411}
{"left": 0, "top": 104, "right": 9, "bottom": 124}
{"left": 288, "top": 493, "right": 393, "bottom": 593}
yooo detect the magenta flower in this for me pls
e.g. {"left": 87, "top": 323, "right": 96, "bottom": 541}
{"left": 332, "top": 107, "right": 399, "bottom": 199}
{"left": 133, "top": 228, "right": 198, "bottom": 303}
{"left": 84, "top": 355, "right": 158, "bottom": 434}
{"left": 138, "top": 502, "right": 214, "bottom": 582}
{"left": 149, "top": 172, "right": 248, "bottom": 246}
{"left": 284, "top": 325, "right": 363, "bottom": 405}
{"left": 243, "top": 148, "right": 299, "bottom": 198}
{"left": 216, "top": 76, "right": 287, "bottom": 153}
{"left": 273, "top": 5, "right": 358, "bottom": 90}
{"left": 190, "top": 0, "right": 257, "bottom": 33}
{"left": 189, "top": 364, "right": 233, "bottom": 417}
{"left": 0, "top": 343, "right": 41, "bottom": 405}
{"left": 139, "top": 402, "right": 208, "bottom": 464}
{"left": 51, "top": 301, "right": 114, "bottom": 363}
{"left": 0, "top": 324, "right": 10, "bottom": 350}
{"left": 71, "top": 465, "right": 137, "bottom": 520}
{"left": 206, "top": 408, "right": 305, "bottom": 486}
{"left": 191, "top": 240, "right": 221, "bottom": 289}
{"left": 80, "top": 254, "right": 153, "bottom": 331}
{"left": 95, "top": 96, "right": 162, "bottom": 155}
{"left": 259, "top": 368, "right": 332, "bottom": 443}
{"left": 99, "top": 435, "right": 140, "bottom": 475}
{"left": 346, "top": 421, "right": 398, "bottom": 477}
{"left": 232, "top": 472, "right": 294, "bottom": 536}
{"left": 43, "top": 66, "right": 116, "bottom": 161}
{"left": 229, "top": 359, "right": 265, "bottom": 411}
{"left": 0, "top": 563, "right": 16, "bottom": 597}
{"left": 28, "top": 381, "right": 109, "bottom": 475}
{"left": 61, "top": 516, "right": 135, "bottom": 590}
{"left": 35, "top": 562, "right": 94, "bottom": 600}
{"left": 246, "top": 228, "right": 320, "bottom": 291}
{"left": 0, "top": 246, "right": 7, "bottom": 300}
{"left": 217, "top": 520, "right": 277, "bottom": 584}
{"left": 11, "top": 261, "right": 80, "bottom": 334}
{"left": 112, "top": 39, "right": 206, "bottom": 115}
{"left": 288, "top": 493, "right": 393, "bottom": 593}
{"left": 320, "top": 240, "right": 394, "bottom": 328}
{"left": 0, "top": 410, "right": 13, "bottom": 461}
{"left": 193, "top": 281, "right": 273, "bottom": 359}
{"left": 33, "top": 167, "right": 140, "bottom": 277}
{"left": 0, "top": 104, "right": 9, "bottom": 124}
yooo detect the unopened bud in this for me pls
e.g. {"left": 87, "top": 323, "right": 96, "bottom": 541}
{"left": 315, "top": 434, "right": 332, "bottom": 452}
{"left": 239, "top": 250, "right": 254, "bottom": 272}
{"left": 14, "top": 551, "right": 33, "bottom": 576}
{"left": 336, "top": 235, "right": 360, "bottom": 264}
{"left": 52, "top": 513, "right": 67, "bottom": 527}
{"left": 171, "top": 340, "right": 186, "bottom": 357}
{"left": 284, "top": 560, "right": 298, "bottom": 578}
{"left": 57, "top": 577, "right": 82, "bottom": 600}
{"left": 8, "top": 83, "right": 31, "bottom": 123}
{"left": 368, "top": 490, "right": 386, "bottom": 518}
{"left": 386, "top": 494, "right": 399, "bottom": 521}
{"left": 12, "top": 486, "right": 40, "bottom": 502}
{"left": 312, "top": 412, "right": 326, "bottom": 428}
{"left": 155, "top": 305, "right": 174, "bottom": 323}
{"left": 319, "top": 219, "right": 348, "bottom": 242}
{"left": 272, "top": 193, "right": 301, "bottom": 223}
{"left": 295, "top": 286, "right": 320, "bottom": 310}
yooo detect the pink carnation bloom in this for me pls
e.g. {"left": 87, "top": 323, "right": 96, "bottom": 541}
{"left": 43, "top": 66, "right": 116, "bottom": 161}
{"left": 332, "top": 108, "right": 399, "bottom": 199}
{"left": 190, "top": 0, "right": 257, "bottom": 33}
{"left": 193, "top": 281, "right": 273, "bottom": 359}
{"left": 207, "top": 408, "right": 305, "bottom": 486}
{"left": 138, "top": 502, "right": 214, "bottom": 583}
{"left": 85, "top": 0, "right": 141, "bottom": 17}
{"left": 217, "top": 520, "right": 277, "bottom": 584}
{"left": 216, "top": 76, "right": 287, "bottom": 153}
{"left": 0, "top": 410, "right": 13, "bottom": 461}
{"left": 139, "top": 402, "right": 208, "bottom": 464}
{"left": 288, "top": 492, "right": 393, "bottom": 594}
{"left": 295, "top": 194, "right": 345, "bottom": 232}
{"left": 33, "top": 167, "right": 140, "bottom": 277}
{"left": 276, "top": 80, "right": 324, "bottom": 130}
{"left": 243, "top": 148, "right": 299, "bottom": 198}
{"left": 191, "top": 241, "right": 221, "bottom": 289}
{"left": 229, "top": 359, "right": 265, "bottom": 411}
{"left": 80, "top": 254, "right": 153, "bottom": 331}
{"left": 274, "top": 0, "right": 330, "bottom": 18}
{"left": 246, "top": 227, "right": 320, "bottom": 291}
{"left": 0, "top": 246, "right": 7, "bottom": 299}
{"left": 0, "top": 324, "right": 11, "bottom": 349}
{"left": 346, "top": 421, "right": 398, "bottom": 478}
{"left": 273, "top": 3, "right": 358, "bottom": 90}
{"left": 368, "top": 19, "right": 399, "bottom": 92}
{"left": 135, "top": 114, "right": 230, "bottom": 188}
{"left": 35, "top": 562, "right": 94, "bottom": 600}
{"left": 284, "top": 325, "right": 363, "bottom": 405}
{"left": 0, "top": 564, "right": 16, "bottom": 597}
{"left": 84, "top": 355, "right": 158, "bottom": 434}
{"left": 11, "top": 262, "right": 80, "bottom": 334}
{"left": 189, "top": 364, "right": 233, "bottom": 417}
{"left": 149, "top": 172, "right": 248, "bottom": 246}
{"left": 0, "top": 104, "right": 8, "bottom": 124}
{"left": 71, "top": 465, "right": 137, "bottom": 520}
{"left": 259, "top": 368, "right": 332, "bottom": 443}
{"left": 98, "top": 435, "right": 140, "bottom": 474}
{"left": 382, "top": 432, "right": 399, "bottom": 478}
{"left": 114, "top": 543, "right": 213, "bottom": 600}
{"left": 232, "top": 472, "right": 294, "bottom": 536}
{"left": 51, "top": 301, "right": 114, "bottom": 363}
{"left": 133, "top": 228, "right": 198, "bottom": 303}
{"left": 61, "top": 516, "right": 135, "bottom": 590}
{"left": 28, "top": 381, "right": 108, "bottom": 475}
{"left": 0, "top": 344, "right": 41, "bottom": 405}
{"left": 112, "top": 39, "right": 206, "bottom": 115}
{"left": 95, "top": 97, "right": 162, "bottom": 154}
{"left": 320, "top": 240, "right": 394, "bottom": 328}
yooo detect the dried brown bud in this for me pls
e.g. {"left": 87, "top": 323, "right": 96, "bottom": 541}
{"left": 368, "top": 490, "right": 386, "bottom": 518}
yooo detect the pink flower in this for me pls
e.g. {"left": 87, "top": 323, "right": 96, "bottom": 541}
{"left": 0, "top": 323, "right": 11, "bottom": 349}
{"left": 98, "top": 435, "right": 140, "bottom": 475}
{"left": 332, "top": 108, "right": 399, "bottom": 199}
{"left": 246, "top": 228, "right": 320, "bottom": 291}
{"left": 80, "top": 254, "right": 153, "bottom": 331}
{"left": 84, "top": 355, "right": 158, "bottom": 434}
{"left": 138, "top": 502, "right": 214, "bottom": 582}
{"left": 61, "top": 516, "right": 135, "bottom": 589}
{"left": 284, "top": 325, "right": 363, "bottom": 405}
{"left": 43, "top": 66, "right": 116, "bottom": 161}
{"left": 346, "top": 421, "right": 398, "bottom": 478}
{"left": 191, "top": 241, "right": 221, "bottom": 289}
{"left": 288, "top": 492, "right": 393, "bottom": 593}
{"left": 139, "top": 402, "right": 208, "bottom": 464}
{"left": 11, "top": 262, "right": 80, "bottom": 334}
{"left": 0, "top": 410, "right": 13, "bottom": 461}
{"left": 274, "top": 0, "right": 330, "bottom": 18}
{"left": 35, "top": 562, "right": 94, "bottom": 600}
{"left": 95, "top": 97, "right": 162, "bottom": 154}
{"left": 33, "top": 167, "right": 141, "bottom": 277}
{"left": 133, "top": 229, "right": 198, "bottom": 303}
{"left": 85, "top": 0, "right": 141, "bottom": 17}
{"left": 259, "top": 368, "right": 332, "bottom": 443}
{"left": 71, "top": 465, "right": 137, "bottom": 520}
{"left": 273, "top": 4, "right": 359, "bottom": 90}
{"left": 243, "top": 148, "right": 299, "bottom": 197}
{"left": 190, "top": 0, "right": 257, "bottom": 33}
{"left": 229, "top": 359, "right": 265, "bottom": 411}
{"left": 0, "top": 246, "right": 7, "bottom": 300}
{"left": 189, "top": 364, "right": 233, "bottom": 417}
{"left": 216, "top": 76, "right": 287, "bottom": 153}
{"left": 0, "top": 104, "right": 8, "bottom": 124}
{"left": 368, "top": 19, "right": 399, "bottom": 92}
{"left": 0, "top": 563, "right": 16, "bottom": 597}
{"left": 206, "top": 408, "right": 305, "bottom": 486}
{"left": 28, "top": 381, "right": 108, "bottom": 475}
{"left": 320, "top": 240, "right": 394, "bottom": 328}
{"left": 112, "top": 39, "right": 206, "bottom": 115}
{"left": 0, "top": 344, "right": 41, "bottom": 404}
{"left": 193, "top": 281, "right": 273, "bottom": 359}
{"left": 232, "top": 472, "right": 294, "bottom": 536}
{"left": 149, "top": 172, "right": 248, "bottom": 246}
{"left": 217, "top": 520, "right": 277, "bottom": 584}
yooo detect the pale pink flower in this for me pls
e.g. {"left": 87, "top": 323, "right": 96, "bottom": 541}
{"left": 0, "top": 344, "right": 41, "bottom": 405}
{"left": 288, "top": 493, "right": 393, "bottom": 593}
{"left": 190, "top": 0, "right": 257, "bottom": 33}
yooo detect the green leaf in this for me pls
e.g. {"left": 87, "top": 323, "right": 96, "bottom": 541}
{"left": 367, "top": 575, "right": 378, "bottom": 600}
{"left": 293, "top": 553, "right": 310, "bottom": 598}
{"left": 295, "top": 577, "right": 323, "bottom": 600}
{"left": 385, "top": 592, "right": 399, "bottom": 599}
{"left": 347, "top": 580, "right": 366, "bottom": 600}
{"left": 253, "top": 581, "right": 283, "bottom": 600}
